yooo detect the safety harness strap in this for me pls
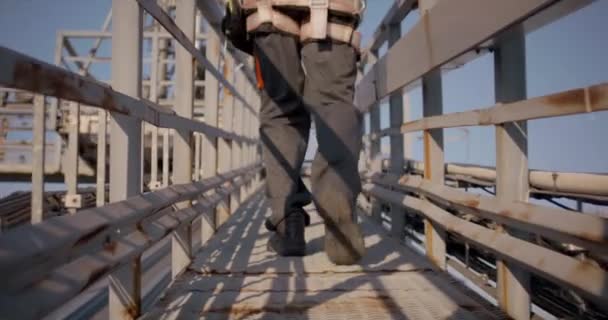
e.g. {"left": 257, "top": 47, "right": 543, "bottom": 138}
{"left": 242, "top": 0, "right": 362, "bottom": 16}
{"left": 301, "top": 20, "right": 361, "bottom": 49}
{"left": 308, "top": 0, "right": 329, "bottom": 40}
{"left": 246, "top": 9, "right": 301, "bottom": 36}
{"left": 245, "top": 0, "right": 362, "bottom": 50}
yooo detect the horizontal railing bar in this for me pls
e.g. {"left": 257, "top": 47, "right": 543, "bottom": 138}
{"left": 371, "top": 173, "right": 608, "bottom": 254}
{"left": 0, "top": 163, "right": 261, "bottom": 292}
{"left": 136, "top": 0, "right": 258, "bottom": 116}
{"left": 64, "top": 56, "right": 112, "bottom": 63}
{"left": 142, "top": 80, "right": 206, "bottom": 86}
{"left": 46, "top": 237, "right": 171, "bottom": 320}
{"left": 0, "top": 174, "right": 262, "bottom": 320}
{"left": 362, "top": 0, "right": 417, "bottom": 60}
{"left": 355, "top": 0, "right": 568, "bottom": 111}
{"left": 362, "top": 183, "right": 608, "bottom": 312}
{"left": 60, "top": 30, "right": 208, "bottom": 39}
{"left": 0, "top": 46, "right": 254, "bottom": 143}
{"left": 194, "top": 0, "right": 258, "bottom": 87}
{"left": 387, "top": 158, "right": 608, "bottom": 199}
{"left": 368, "top": 83, "right": 608, "bottom": 140}
{"left": 360, "top": 1, "right": 594, "bottom": 79}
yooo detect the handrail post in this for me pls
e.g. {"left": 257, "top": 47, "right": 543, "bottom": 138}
{"left": 368, "top": 49, "right": 383, "bottom": 223}
{"left": 65, "top": 101, "right": 81, "bottom": 214}
{"left": 241, "top": 84, "right": 249, "bottom": 198}
{"left": 109, "top": 0, "right": 143, "bottom": 318}
{"left": 419, "top": 0, "right": 447, "bottom": 271}
{"left": 162, "top": 128, "right": 170, "bottom": 187}
{"left": 96, "top": 110, "right": 107, "bottom": 207}
{"left": 243, "top": 83, "right": 253, "bottom": 197}
{"left": 230, "top": 72, "right": 244, "bottom": 212}
{"left": 217, "top": 55, "right": 234, "bottom": 226}
{"left": 201, "top": 29, "right": 221, "bottom": 245}
{"left": 387, "top": 23, "right": 406, "bottom": 240}
{"left": 149, "top": 26, "right": 160, "bottom": 190}
{"left": 494, "top": 25, "right": 531, "bottom": 320}
{"left": 254, "top": 91, "right": 262, "bottom": 189}
{"left": 421, "top": 70, "right": 447, "bottom": 270}
{"left": 31, "top": 94, "right": 45, "bottom": 223}
{"left": 194, "top": 133, "right": 201, "bottom": 181}
{"left": 172, "top": 0, "right": 196, "bottom": 279}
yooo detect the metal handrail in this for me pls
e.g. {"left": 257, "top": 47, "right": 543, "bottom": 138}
{"left": 0, "top": 166, "right": 262, "bottom": 318}
{"left": 0, "top": 0, "right": 263, "bottom": 319}
{"left": 0, "top": 47, "right": 253, "bottom": 144}
{"left": 358, "top": 0, "right": 606, "bottom": 319}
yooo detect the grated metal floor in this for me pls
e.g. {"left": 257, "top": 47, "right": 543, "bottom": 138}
{"left": 143, "top": 194, "right": 505, "bottom": 319}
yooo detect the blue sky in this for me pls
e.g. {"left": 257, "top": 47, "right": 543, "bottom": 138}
{"left": 0, "top": 0, "right": 607, "bottom": 197}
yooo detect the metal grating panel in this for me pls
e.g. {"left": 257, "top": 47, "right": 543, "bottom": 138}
{"left": 143, "top": 197, "right": 507, "bottom": 320}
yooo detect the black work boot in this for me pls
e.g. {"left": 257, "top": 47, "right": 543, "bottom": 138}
{"left": 265, "top": 210, "right": 310, "bottom": 232}
{"left": 266, "top": 209, "right": 306, "bottom": 257}
{"left": 321, "top": 195, "right": 365, "bottom": 265}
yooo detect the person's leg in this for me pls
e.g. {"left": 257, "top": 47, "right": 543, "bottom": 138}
{"left": 254, "top": 31, "right": 311, "bottom": 255}
{"left": 301, "top": 40, "right": 365, "bottom": 265}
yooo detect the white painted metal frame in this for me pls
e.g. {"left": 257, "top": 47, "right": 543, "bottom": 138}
{"left": 0, "top": 1, "right": 263, "bottom": 318}
{"left": 357, "top": 0, "right": 605, "bottom": 319}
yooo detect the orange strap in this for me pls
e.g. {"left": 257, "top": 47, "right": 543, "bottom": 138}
{"left": 255, "top": 54, "right": 265, "bottom": 90}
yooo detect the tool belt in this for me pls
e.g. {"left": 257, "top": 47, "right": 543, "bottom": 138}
{"left": 222, "top": 0, "right": 255, "bottom": 54}
{"left": 241, "top": 0, "right": 364, "bottom": 50}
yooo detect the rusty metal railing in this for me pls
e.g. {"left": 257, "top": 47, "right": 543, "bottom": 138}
{"left": 0, "top": 0, "right": 607, "bottom": 319}
{"left": 0, "top": 0, "right": 262, "bottom": 318}
{"left": 357, "top": 0, "right": 607, "bottom": 319}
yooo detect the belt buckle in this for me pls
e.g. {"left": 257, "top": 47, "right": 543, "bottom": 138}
{"left": 309, "top": 0, "right": 328, "bottom": 9}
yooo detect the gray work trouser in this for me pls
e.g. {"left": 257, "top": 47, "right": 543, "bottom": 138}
{"left": 254, "top": 32, "right": 363, "bottom": 227}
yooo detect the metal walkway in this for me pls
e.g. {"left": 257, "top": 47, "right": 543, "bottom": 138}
{"left": 143, "top": 193, "right": 503, "bottom": 319}
{"left": 1, "top": 0, "right": 607, "bottom": 320}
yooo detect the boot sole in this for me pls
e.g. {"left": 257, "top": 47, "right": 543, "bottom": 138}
{"left": 324, "top": 221, "right": 365, "bottom": 265}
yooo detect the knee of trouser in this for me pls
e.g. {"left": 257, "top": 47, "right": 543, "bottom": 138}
{"left": 316, "top": 135, "right": 362, "bottom": 167}
{"left": 312, "top": 162, "right": 361, "bottom": 195}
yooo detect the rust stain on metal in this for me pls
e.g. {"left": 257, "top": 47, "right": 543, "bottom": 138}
{"left": 74, "top": 224, "right": 108, "bottom": 248}
{"left": 136, "top": 222, "right": 153, "bottom": 243}
{"left": 13, "top": 59, "right": 131, "bottom": 116}
{"left": 13, "top": 60, "right": 82, "bottom": 103}
{"left": 588, "top": 84, "right": 608, "bottom": 109}
{"left": 477, "top": 109, "right": 492, "bottom": 126}
{"left": 422, "top": 12, "right": 435, "bottom": 68}
{"left": 458, "top": 198, "right": 480, "bottom": 208}
{"left": 497, "top": 210, "right": 513, "bottom": 218}
{"left": 423, "top": 131, "right": 432, "bottom": 180}
{"left": 86, "top": 265, "right": 112, "bottom": 289}
{"left": 103, "top": 239, "right": 118, "bottom": 255}
{"left": 122, "top": 304, "right": 140, "bottom": 320}
{"left": 578, "top": 231, "right": 603, "bottom": 243}
{"left": 500, "top": 209, "right": 530, "bottom": 222}
{"left": 542, "top": 87, "right": 584, "bottom": 108}
{"left": 101, "top": 87, "right": 127, "bottom": 115}
{"left": 498, "top": 262, "right": 508, "bottom": 309}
